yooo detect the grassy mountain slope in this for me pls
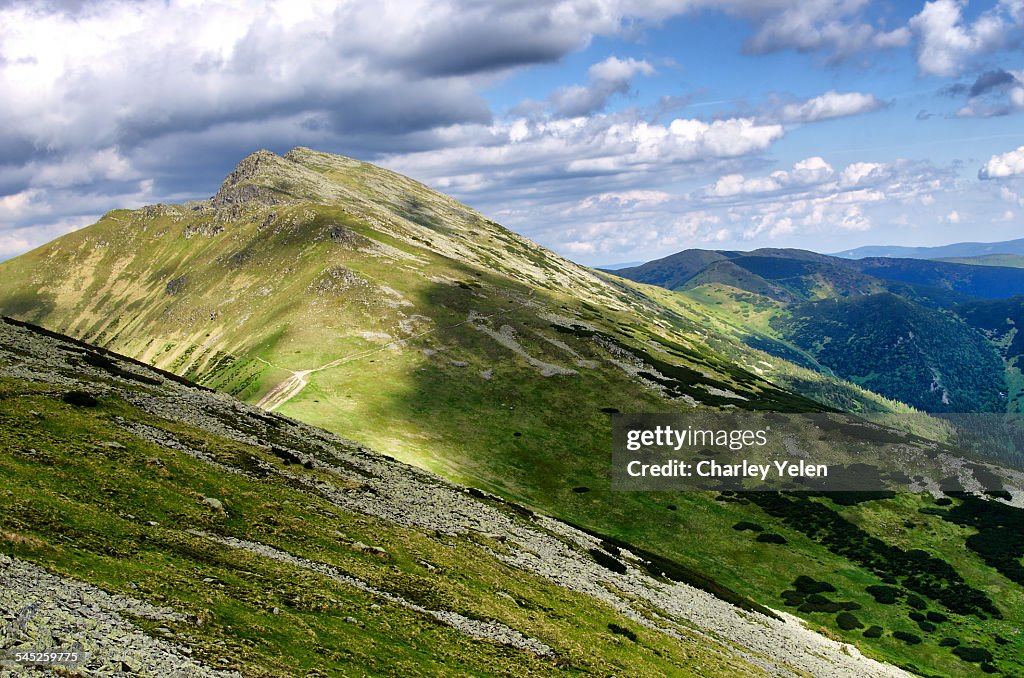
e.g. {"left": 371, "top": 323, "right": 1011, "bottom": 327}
{"left": 5, "top": 317, "right": 1024, "bottom": 676}
{"left": 4, "top": 149, "right": 1024, "bottom": 675}
{"left": 4, "top": 316, "right": 910, "bottom": 677}
{"left": 680, "top": 259, "right": 798, "bottom": 302}
{"left": 0, "top": 148, "right": 829, "bottom": 487}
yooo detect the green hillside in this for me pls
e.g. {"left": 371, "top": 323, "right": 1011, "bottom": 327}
{"left": 957, "top": 296, "right": 1024, "bottom": 413}
{"left": 5, "top": 316, "right": 895, "bottom": 677}
{"left": 5, "top": 318, "right": 1024, "bottom": 676}
{"left": 4, "top": 149, "right": 1024, "bottom": 675}
{"left": 617, "top": 247, "right": 1024, "bottom": 417}
{"left": 773, "top": 294, "right": 1006, "bottom": 414}
{"left": 0, "top": 148, "right": 831, "bottom": 480}
{"left": 612, "top": 249, "right": 730, "bottom": 290}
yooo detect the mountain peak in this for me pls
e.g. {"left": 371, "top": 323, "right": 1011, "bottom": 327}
{"left": 283, "top": 145, "right": 361, "bottom": 169}
{"left": 211, "top": 147, "right": 351, "bottom": 207}
{"left": 222, "top": 149, "right": 283, "bottom": 183}
{"left": 211, "top": 149, "right": 291, "bottom": 207}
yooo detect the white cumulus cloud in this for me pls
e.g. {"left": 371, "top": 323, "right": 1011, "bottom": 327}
{"left": 704, "top": 157, "right": 834, "bottom": 198}
{"left": 777, "top": 91, "right": 886, "bottom": 123}
{"left": 909, "top": 0, "right": 1022, "bottom": 77}
{"left": 840, "top": 162, "right": 887, "bottom": 187}
{"left": 979, "top": 145, "right": 1024, "bottom": 178}
{"left": 551, "top": 57, "right": 655, "bottom": 117}
{"left": 573, "top": 190, "right": 672, "bottom": 212}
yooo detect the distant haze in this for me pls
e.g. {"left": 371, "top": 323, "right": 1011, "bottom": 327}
{"left": 833, "top": 237, "right": 1024, "bottom": 260}
{"left": 595, "top": 261, "right": 645, "bottom": 270}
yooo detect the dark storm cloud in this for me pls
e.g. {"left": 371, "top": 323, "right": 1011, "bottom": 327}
{"left": 941, "top": 82, "right": 970, "bottom": 97}
{"left": 944, "top": 69, "right": 1021, "bottom": 99}
{"left": 323, "top": 0, "right": 614, "bottom": 80}
{"left": 390, "top": 29, "right": 575, "bottom": 78}
{"left": 0, "top": 0, "right": 533, "bottom": 242}
{"left": 944, "top": 69, "right": 1024, "bottom": 118}
{"left": 110, "top": 84, "right": 492, "bottom": 151}
{"left": 0, "top": 1, "right": 584, "bottom": 162}
{"left": 0, "top": 135, "right": 41, "bottom": 170}
{"left": 969, "top": 69, "right": 1019, "bottom": 97}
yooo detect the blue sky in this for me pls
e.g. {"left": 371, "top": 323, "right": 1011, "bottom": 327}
{"left": 0, "top": 0, "right": 1022, "bottom": 265}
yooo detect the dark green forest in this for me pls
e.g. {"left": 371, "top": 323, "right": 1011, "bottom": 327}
{"left": 771, "top": 293, "right": 1006, "bottom": 413}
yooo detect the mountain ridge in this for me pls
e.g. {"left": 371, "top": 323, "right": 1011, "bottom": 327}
{"left": 833, "top": 237, "right": 1024, "bottom": 260}
{"left": 612, "top": 246, "right": 1024, "bottom": 416}
{"left": 617, "top": 246, "right": 1024, "bottom": 302}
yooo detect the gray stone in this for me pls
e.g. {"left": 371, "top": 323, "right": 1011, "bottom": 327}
{"left": 201, "top": 497, "right": 225, "bottom": 512}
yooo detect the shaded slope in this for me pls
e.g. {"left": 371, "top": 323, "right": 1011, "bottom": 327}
{"left": 612, "top": 249, "right": 729, "bottom": 289}
{"left": 680, "top": 259, "right": 797, "bottom": 302}
{"left": 850, "top": 257, "right": 1024, "bottom": 300}
{"left": 772, "top": 294, "right": 1006, "bottom": 413}
{"left": 958, "top": 295, "right": 1024, "bottom": 362}
{"left": 957, "top": 295, "right": 1024, "bottom": 413}
{"left": 726, "top": 252, "right": 982, "bottom": 308}
{"left": 937, "top": 254, "right": 1024, "bottom": 268}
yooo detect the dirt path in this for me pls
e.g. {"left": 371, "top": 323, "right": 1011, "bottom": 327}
{"left": 255, "top": 310, "right": 512, "bottom": 412}
{"left": 255, "top": 368, "right": 314, "bottom": 411}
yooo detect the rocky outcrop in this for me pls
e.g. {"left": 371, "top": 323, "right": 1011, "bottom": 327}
{"left": 0, "top": 555, "right": 238, "bottom": 677}
{"left": 209, "top": 150, "right": 284, "bottom": 208}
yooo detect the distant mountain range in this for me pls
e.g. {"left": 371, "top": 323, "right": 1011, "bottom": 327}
{"left": 613, "top": 247, "right": 1024, "bottom": 302}
{"left": 832, "top": 237, "right": 1024, "bottom": 260}
{"left": 614, "top": 247, "right": 1024, "bottom": 415}
{"left": 595, "top": 260, "right": 645, "bottom": 270}
{"left": 937, "top": 254, "right": 1024, "bottom": 268}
